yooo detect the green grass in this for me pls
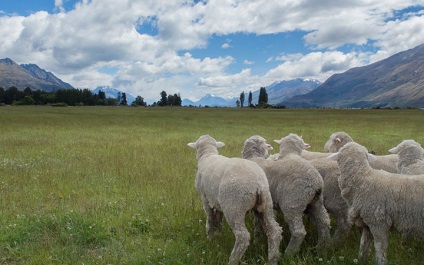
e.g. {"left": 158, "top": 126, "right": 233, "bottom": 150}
{"left": 0, "top": 106, "right": 423, "bottom": 264}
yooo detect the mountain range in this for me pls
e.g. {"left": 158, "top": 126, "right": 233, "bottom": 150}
{"left": 1, "top": 43, "right": 424, "bottom": 108}
{"left": 182, "top": 78, "right": 321, "bottom": 107}
{"left": 0, "top": 58, "right": 73, "bottom": 92}
{"left": 282, "top": 43, "right": 424, "bottom": 108}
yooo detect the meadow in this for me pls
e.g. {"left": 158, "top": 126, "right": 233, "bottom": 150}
{"left": 0, "top": 106, "right": 423, "bottom": 264}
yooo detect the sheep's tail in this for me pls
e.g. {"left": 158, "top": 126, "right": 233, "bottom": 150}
{"left": 255, "top": 190, "right": 268, "bottom": 213}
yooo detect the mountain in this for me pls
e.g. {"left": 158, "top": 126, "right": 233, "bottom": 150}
{"left": 182, "top": 79, "right": 321, "bottom": 107}
{"left": 282, "top": 44, "right": 424, "bottom": 108}
{"left": 184, "top": 94, "right": 233, "bottom": 107}
{"left": 20, "top": 63, "right": 73, "bottom": 90}
{"left": 263, "top": 78, "right": 321, "bottom": 105}
{"left": 92, "top": 86, "right": 136, "bottom": 105}
{"left": 0, "top": 58, "right": 74, "bottom": 92}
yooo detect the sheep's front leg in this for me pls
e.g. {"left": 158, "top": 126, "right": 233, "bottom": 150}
{"left": 358, "top": 226, "right": 373, "bottom": 264}
{"left": 201, "top": 199, "right": 222, "bottom": 239}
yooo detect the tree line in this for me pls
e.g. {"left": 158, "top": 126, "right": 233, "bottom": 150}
{"left": 236, "top": 87, "right": 269, "bottom": 108}
{"left": 0, "top": 86, "right": 152, "bottom": 106}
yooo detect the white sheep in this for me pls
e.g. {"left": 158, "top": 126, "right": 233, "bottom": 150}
{"left": 242, "top": 134, "right": 331, "bottom": 256}
{"left": 328, "top": 142, "right": 424, "bottom": 265}
{"left": 301, "top": 131, "right": 353, "bottom": 160}
{"left": 389, "top": 139, "right": 424, "bottom": 175}
{"left": 301, "top": 131, "right": 399, "bottom": 173}
{"left": 188, "top": 135, "right": 282, "bottom": 265}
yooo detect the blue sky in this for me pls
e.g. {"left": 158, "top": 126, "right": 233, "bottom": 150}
{"left": 1, "top": 0, "right": 424, "bottom": 103}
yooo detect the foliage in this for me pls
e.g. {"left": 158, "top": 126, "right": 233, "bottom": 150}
{"left": 258, "top": 87, "right": 268, "bottom": 106}
{"left": 0, "top": 107, "right": 423, "bottom": 264}
{"left": 248, "top": 90, "right": 253, "bottom": 107}
{"left": 240, "top": 91, "right": 245, "bottom": 107}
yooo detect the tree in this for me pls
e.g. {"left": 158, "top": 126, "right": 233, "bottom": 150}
{"left": 248, "top": 91, "right": 252, "bottom": 107}
{"left": 258, "top": 87, "right": 268, "bottom": 106}
{"left": 121, "top": 92, "right": 127, "bottom": 105}
{"left": 159, "top": 91, "right": 168, "bottom": 106}
{"left": 134, "top": 95, "right": 146, "bottom": 106}
{"left": 240, "top": 91, "right": 245, "bottom": 108}
{"left": 236, "top": 99, "right": 240, "bottom": 108}
{"left": 0, "top": 87, "right": 4, "bottom": 103}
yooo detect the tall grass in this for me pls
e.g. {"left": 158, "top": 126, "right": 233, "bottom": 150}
{"left": 0, "top": 106, "right": 423, "bottom": 264}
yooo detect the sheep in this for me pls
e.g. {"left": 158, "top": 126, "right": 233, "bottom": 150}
{"left": 389, "top": 140, "right": 424, "bottom": 175}
{"left": 301, "top": 131, "right": 399, "bottom": 173}
{"left": 328, "top": 142, "right": 424, "bottom": 265}
{"left": 242, "top": 134, "right": 331, "bottom": 256}
{"left": 301, "top": 131, "right": 353, "bottom": 160}
{"left": 188, "top": 135, "right": 282, "bottom": 265}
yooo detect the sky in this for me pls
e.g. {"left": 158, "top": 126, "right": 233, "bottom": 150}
{"left": 1, "top": 0, "right": 424, "bottom": 103}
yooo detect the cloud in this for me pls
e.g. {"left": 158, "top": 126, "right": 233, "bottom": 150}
{"left": 0, "top": 0, "right": 423, "bottom": 103}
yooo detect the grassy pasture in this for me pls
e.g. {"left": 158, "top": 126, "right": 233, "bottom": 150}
{"left": 0, "top": 106, "right": 423, "bottom": 264}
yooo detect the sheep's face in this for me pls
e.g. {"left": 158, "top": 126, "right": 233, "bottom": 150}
{"left": 188, "top": 135, "right": 225, "bottom": 149}
{"left": 274, "top": 133, "right": 310, "bottom": 155}
{"left": 389, "top": 140, "right": 424, "bottom": 157}
{"left": 242, "top": 135, "right": 273, "bottom": 159}
{"left": 324, "top": 131, "right": 353, "bottom": 153}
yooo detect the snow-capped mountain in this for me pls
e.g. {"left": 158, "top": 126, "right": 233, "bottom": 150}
{"left": 182, "top": 79, "right": 322, "bottom": 107}
{"left": 92, "top": 86, "right": 136, "bottom": 105}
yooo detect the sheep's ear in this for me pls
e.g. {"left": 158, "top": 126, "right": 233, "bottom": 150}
{"left": 266, "top": 144, "right": 273, "bottom": 150}
{"left": 368, "top": 153, "right": 378, "bottom": 162}
{"left": 335, "top": 137, "right": 341, "bottom": 143}
{"left": 274, "top": 139, "right": 282, "bottom": 144}
{"left": 388, "top": 147, "right": 398, "bottom": 154}
{"left": 216, "top": 141, "right": 225, "bottom": 148}
{"left": 187, "top": 142, "right": 197, "bottom": 149}
{"left": 327, "top": 152, "right": 339, "bottom": 161}
{"left": 304, "top": 143, "right": 311, "bottom": 149}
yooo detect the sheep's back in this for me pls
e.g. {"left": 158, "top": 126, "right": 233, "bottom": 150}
{"left": 347, "top": 170, "right": 424, "bottom": 237}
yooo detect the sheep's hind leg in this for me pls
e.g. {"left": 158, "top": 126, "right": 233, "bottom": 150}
{"left": 261, "top": 210, "right": 283, "bottom": 265}
{"left": 369, "top": 226, "right": 389, "bottom": 265}
{"left": 309, "top": 199, "right": 332, "bottom": 251}
{"left": 283, "top": 214, "right": 306, "bottom": 256}
{"left": 225, "top": 212, "right": 251, "bottom": 265}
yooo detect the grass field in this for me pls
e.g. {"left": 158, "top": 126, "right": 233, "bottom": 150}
{"left": 0, "top": 106, "right": 423, "bottom": 264}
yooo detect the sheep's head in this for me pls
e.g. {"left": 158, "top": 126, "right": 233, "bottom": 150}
{"left": 188, "top": 135, "right": 225, "bottom": 160}
{"left": 324, "top": 131, "right": 353, "bottom": 153}
{"left": 274, "top": 133, "right": 310, "bottom": 156}
{"left": 188, "top": 135, "right": 225, "bottom": 149}
{"left": 389, "top": 140, "right": 424, "bottom": 158}
{"left": 328, "top": 142, "right": 377, "bottom": 166}
{"left": 242, "top": 135, "right": 273, "bottom": 159}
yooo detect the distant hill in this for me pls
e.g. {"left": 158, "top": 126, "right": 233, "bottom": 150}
{"left": 282, "top": 44, "right": 424, "bottom": 108}
{"left": 182, "top": 79, "right": 321, "bottom": 107}
{"left": 0, "top": 58, "right": 74, "bottom": 92}
{"left": 92, "top": 86, "right": 136, "bottom": 105}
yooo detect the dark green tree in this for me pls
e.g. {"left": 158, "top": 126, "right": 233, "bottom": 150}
{"left": 159, "top": 91, "right": 168, "bottom": 106}
{"left": 258, "top": 87, "right": 268, "bottom": 106}
{"left": 121, "top": 92, "right": 127, "bottom": 105}
{"left": 133, "top": 95, "right": 146, "bottom": 106}
{"left": 240, "top": 91, "right": 245, "bottom": 107}
{"left": 0, "top": 87, "right": 4, "bottom": 103}
{"left": 248, "top": 91, "right": 252, "bottom": 107}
